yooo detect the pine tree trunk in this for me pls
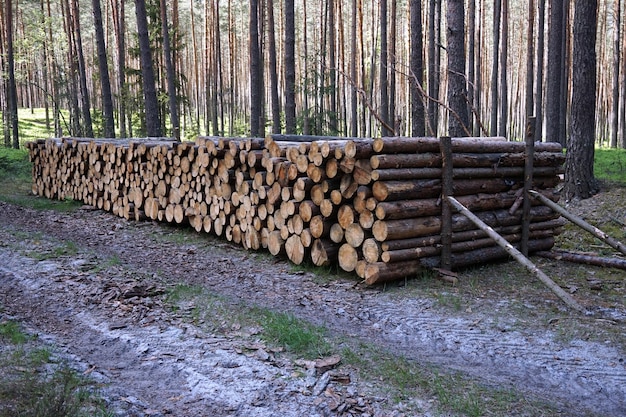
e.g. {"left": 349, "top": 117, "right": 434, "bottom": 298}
{"left": 113, "top": 0, "right": 127, "bottom": 137}
{"left": 249, "top": 0, "right": 262, "bottom": 137}
{"left": 160, "top": 0, "right": 179, "bottom": 140}
{"left": 135, "top": 0, "right": 162, "bottom": 137}
{"left": 328, "top": 0, "right": 338, "bottom": 134}
{"left": 546, "top": 0, "right": 564, "bottom": 144}
{"left": 498, "top": 0, "right": 508, "bottom": 138}
{"left": 526, "top": 0, "right": 535, "bottom": 118}
{"left": 380, "top": 0, "right": 390, "bottom": 136}
{"left": 350, "top": 0, "right": 358, "bottom": 137}
{"left": 284, "top": 0, "right": 297, "bottom": 134}
{"left": 535, "top": 0, "right": 545, "bottom": 140}
{"left": 446, "top": 0, "right": 469, "bottom": 137}
{"left": 490, "top": 0, "right": 501, "bottom": 136}
{"left": 72, "top": 0, "right": 94, "bottom": 138}
{"left": 389, "top": 0, "right": 397, "bottom": 135}
{"left": 467, "top": 0, "right": 475, "bottom": 133}
{"left": 564, "top": 0, "right": 598, "bottom": 199}
{"left": 267, "top": 0, "right": 281, "bottom": 134}
{"left": 410, "top": 0, "right": 425, "bottom": 136}
{"left": 611, "top": 0, "right": 621, "bottom": 148}
{"left": 427, "top": 0, "right": 441, "bottom": 136}
{"left": 92, "top": 0, "right": 115, "bottom": 138}
{"left": 6, "top": 0, "right": 19, "bottom": 148}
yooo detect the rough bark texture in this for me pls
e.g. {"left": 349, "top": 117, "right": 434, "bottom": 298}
{"left": 249, "top": 0, "right": 262, "bottom": 137}
{"left": 564, "top": 0, "right": 598, "bottom": 200}
{"left": 546, "top": 0, "right": 564, "bottom": 144}
{"left": 135, "top": 0, "right": 162, "bottom": 137}
{"left": 161, "top": 0, "right": 180, "bottom": 140}
{"left": 410, "top": 0, "right": 425, "bottom": 137}
{"left": 92, "top": 0, "right": 115, "bottom": 138}
{"left": 446, "top": 0, "right": 470, "bottom": 137}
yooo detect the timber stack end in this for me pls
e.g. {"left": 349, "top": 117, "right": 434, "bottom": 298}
{"left": 27, "top": 135, "right": 566, "bottom": 285}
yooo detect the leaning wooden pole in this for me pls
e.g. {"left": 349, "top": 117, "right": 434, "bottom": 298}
{"left": 528, "top": 190, "right": 626, "bottom": 256}
{"left": 447, "top": 196, "right": 588, "bottom": 314}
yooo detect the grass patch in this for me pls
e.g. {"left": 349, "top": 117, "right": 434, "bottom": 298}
{"left": 26, "top": 240, "right": 79, "bottom": 261}
{"left": 595, "top": 148, "right": 626, "bottom": 184}
{"left": 0, "top": 320, "right": 112, "bottom": 417}
{"left": 160, "top": 279, "right": 574, "bottom": 416}
{"left": 341, "top": 342, "right": 561, "bottom": 417}
{"left": 17, "top": 108, "right": 57, "bottom": 144}
{"left": 0, "top": 320, "right": 29, "bottom": 344}
{"left": 164, "top": 284, "right": 332, "bottom": 359}
{"left": 258, "top": 310, "right": 333, "bottom": 359}
{"left": 0, "top": 146, "right": 81, "bottom": 211}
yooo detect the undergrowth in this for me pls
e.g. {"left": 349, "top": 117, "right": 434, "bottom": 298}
{"left": 0, "top": 320, "right": 112, "bottom": 417}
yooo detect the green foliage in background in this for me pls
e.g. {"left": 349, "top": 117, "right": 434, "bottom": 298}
{"left": 594, "top": 148, "right": 626, "bottom": 184}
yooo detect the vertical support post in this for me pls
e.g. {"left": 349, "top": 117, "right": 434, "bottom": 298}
{"left": 440, "top": 136, "right": 453, "bottom": 270}
{"left": 522, "top": 117, "right": 536, "bottom": 256}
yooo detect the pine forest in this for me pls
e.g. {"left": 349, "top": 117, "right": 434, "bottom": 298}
{"left": 0, "top": 2, "right": 617, "bottom": 180}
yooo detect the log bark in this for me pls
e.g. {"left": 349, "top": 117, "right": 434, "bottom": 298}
{"left": 535, "top": 250, "right": 626, "bottom": 271}
{"left": 364, "top": 260, "right": 423, "bottom": 285}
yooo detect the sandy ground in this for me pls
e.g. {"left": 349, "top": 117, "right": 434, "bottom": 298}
{"left": 1, "top": 199, "right": 625, "bottom": 416}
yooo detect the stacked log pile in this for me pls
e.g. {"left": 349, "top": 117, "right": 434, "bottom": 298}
{"left": 28, "top": 135, "right": 566, "bottom": 284}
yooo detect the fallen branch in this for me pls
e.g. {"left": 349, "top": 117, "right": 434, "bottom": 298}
{"left": 535, "top": 250, "right": 626, "bottom": 271}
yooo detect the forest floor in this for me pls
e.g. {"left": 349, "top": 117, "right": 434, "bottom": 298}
{"left": 1, "top": 184, "right": 625, "bottom": 417}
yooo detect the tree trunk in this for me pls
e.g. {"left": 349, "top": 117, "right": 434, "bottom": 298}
{"left": 498, "top": 0, "right": 508, "bottom": 138}
{"left": 446, "top": 0, "right": 469, "bottom": 137}
{"left": 410, "top": 0, "right": 425, "bottom": 136}
{"left": 611, "top": 0, "right": 621, "bottom": 148}
{"left": 284, "top": 0, "right": 296, "bottom": 134}
{"left": 267, "top": 0, "right": 281, "bottom": 134}
{"left": 135, "top": 0, "right": 162, "bottom": 137}
{"left": 526, "top": 0, "right": 535, "bottom": 118}
{"left": 160, "top": 0, "right": 179, "bottom": 140}
{"left": 490, "top": 0, "right": 501, "bottom": 136}
{"left": 380, "top": 0, "right": 390, "bottom": 136}
{"left": 328, "top": 0, "right": 338, "bottom": 134}
{"left": 92, "top": 0, "right": 115, "bottom": 138}
{"left": 249, "top": 0, "right": 263, "bottom": 137}
{"left": 546, "top": 0, "right": 564, "bottom": 144}
{"left": 113, "top": 0, "right": 127, "bottom": 137}
{"left": 6, "top": 0, "right": 19, "bottom": 148}
{"left": 564, "top": 0, "right": 598, "bottom": 200}
{"left": 389, "top": 0, "right": 397, "bottom": 135}
{"left": 72, "top": 0, "right": 94, "bottom": 138}
{"left": 427, "top": 0, "right": 441, "bottom": 136}
{"left": 535, "top": 0, "right": 546, "bottom": 140}
{"left": 350, "top": 0, "right": 358, "bottom": 137}
{"left": 467, "top": 0, "right": 475, "bottom": 134}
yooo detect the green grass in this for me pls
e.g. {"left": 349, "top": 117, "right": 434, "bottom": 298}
{"left": 26, "top": 240, "right": 79, "bottom": 261}
{"left": 258, "top": 310, "right": 333, "bottom": 358}
{"left": 595, "top": 147, "right": 626, "bottom": 184}
{"left": 0, "top": 320, "right": 112, "bottom": 417}
{"left": 0, "top": 146, "right": 81, "bottom": 211}
{"left": 17, "top": 108, "right": 57, "bottom": 145}
{"left": 160, "top": 282, "right": 567, "bottom": 415}
{"left": 0, "top": 320, "right": 29, "bottom": 344}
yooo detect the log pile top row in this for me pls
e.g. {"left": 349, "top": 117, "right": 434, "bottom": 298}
{"left": 27, "top": 135, "right": 566, "bottom": 284}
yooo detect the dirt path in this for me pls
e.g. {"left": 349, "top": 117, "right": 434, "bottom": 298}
{"left": 1, "top": 200, "right": 625, "bottom": 416}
